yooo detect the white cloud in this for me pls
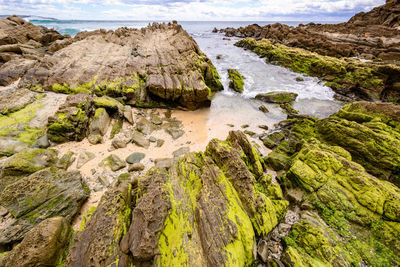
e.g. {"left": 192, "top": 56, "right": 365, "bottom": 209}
{"left": 0, "top": 0, "right": 386, "bottom": 20}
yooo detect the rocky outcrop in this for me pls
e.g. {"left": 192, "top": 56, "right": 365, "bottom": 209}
{"left": 66, "top": 182, "right": 132, "bottom": 267}
{"left": 0, "top": 217, "right": 71, "bottom": 267}
{"left": 0, "top": 15, "right": 66, "bottom": 86}
{"left": 0, "top": 169, "right": 88, "bottom": 246}
{"left": 236, "top": 38, "right": 400, "bottom": 102}
{"left": 0, "top": 16, "right": 224, "bottom": 110}
{"left": 218, "top": 1, "right": 400, "bottom": 62}
{"left": 263, "top": 101, "right": 400, "bottom": 265}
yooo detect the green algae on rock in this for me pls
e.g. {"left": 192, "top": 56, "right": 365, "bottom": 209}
{"left": 264, "top": 101, "right": 400, "bottom": 265}
{"left": 66, "top": 182, "right": 132, "bottom": 267}
{"left": 47, "top": 94, "right": 93, "bottom": 143}
{"left": 236, "top": 38, "right": 400, "bottom": 102}
{"left": 256, "top": 91, "right": 298, "bottom": 104}
{"left": 227, "top": 69, "right": 245, "bottom": 93}
{"left": 0, "top": 169, "right": 88, "bottom": 246}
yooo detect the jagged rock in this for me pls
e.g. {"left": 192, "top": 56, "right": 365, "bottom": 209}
{"left": 0, "top": 88, "right": 38, "bottom": 114}
{"left": 93, "top": 96, "right": 125, "bottom": 116}
{"left": 128, "top": 163, "right": 145, "bottom": 172}
{"left": 87, "top": 135, "right": 103, "bottom": 145}
{"left": 131, "top": 131, "right": 150, "bottom": 148}
{"left": 66, "top": 182, "right": 132, "bottom": 267}
{"left": 156, "top": 139, "right": 165, "bottom": 147}
{"left": 227, "top": 68, "right": 245, "bottom": 93}
{"left": 126, "top": 152, "right": 145, "bottom": 164}
{"left": 257, "top": 240, "right": 269, "bottom": 263}
{"left": 13, "top": 21, "right": 223, "bottom": 110}
{"left": 47, "top": 94, "right": 93, "bottom": 143}
{"left": 123, "top": 105, "right": 134, "bottom": 124}
{"left": 256, "top": 91, "right": 298, "bottom": 104}
{"left": 112, "top": 129, "right": 133, "bottom": 149}
{"left": 0, "top": 169, "right": 88, "bottom": 246}
{"left": 0, "top": 16, "right": 65, "bottom": 85}
{"left": 76, "top": 151, "right": 95, "bottom": 169}
{"left": 89, "top": 108, "right": 110, "bottom": 137}
{"left": 122, "top": 131, "right": 287, "bottom": 266}
{"left": 56, "top": 151, "right": 75, "bottom": 170}
{"left": 0, "top": 217, "right": 70, "bottom": 267}
{"left": 261, "top": 131, "right": 286, "bottom": 149}
{"left": 101, "top": 154, "right": 126, "bottom": 172}
{"left": 150, "top": 114, "right": 163, "bottom": 125}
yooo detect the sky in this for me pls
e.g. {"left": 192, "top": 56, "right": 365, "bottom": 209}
{"left": 0, "top": 0, "right": 386, "bottom": 21}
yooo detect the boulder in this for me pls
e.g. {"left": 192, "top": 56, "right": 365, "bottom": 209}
{"left": 0, "top": 169, "right": 88, "bottom": 245}
{"left": 88, "top": 108, "right": 110, "bottom": 137}
{"left": 112, "top": 129, "right": 133, "bottom": 149}
{"left": 0, "top": 217, "right": 70, "bottom": 267}
{"left": 56, "top": 151, "right": 75, "bottom": 170}
{"left": 76, "top": 151, "right": 95, "bottom": 169}
{"left": 131, "top": 131, "right": 150, "bottom": 149}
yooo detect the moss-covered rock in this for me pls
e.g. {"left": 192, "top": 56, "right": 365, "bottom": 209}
{"left": 118, "top": 131, "right": 288, "bottom": 266}
{"left": 47, "top": 94, "right": 93, "bottom": 144}
{"left": 0, "top": 169, "right": 88, "bottom": 246}
{"left": 66, "top": 182, "right": 132, "bottom": 267}
{"left": 256, "top": 91, "right": 298, "bottom": 104}
{"left": 227, "top": 69, "right": 245, "bottom": 93}
{"left": 236, "top": 38, "right": 400, "bottom": 102}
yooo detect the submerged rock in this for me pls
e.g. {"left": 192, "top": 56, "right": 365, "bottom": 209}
{"left": 255, "top": 91, "right": 298, "bottom": 104}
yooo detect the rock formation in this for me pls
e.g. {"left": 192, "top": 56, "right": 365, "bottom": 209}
{"left": 219, "top": 1, "right": 400, "bottom": 62}
{"left": 0, "top": 16, "right": 223, "bottom": 110}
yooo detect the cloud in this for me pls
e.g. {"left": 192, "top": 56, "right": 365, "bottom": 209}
{"left": 0, "top": 0, "right": 386, "bottom": 20}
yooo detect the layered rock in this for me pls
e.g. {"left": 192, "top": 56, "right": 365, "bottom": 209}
{"left": 236, "top": 38, "right": 400, "bottom": 102}
{"left": 218, "top": 1, "right": 400, "bottom": 62}
{"left": 264, "top": 101, "right": 400, "bottom": 265}
{"left": 0, "top": 15, "right": 66, "bottom": 86}
{"left": 0, "top": 16, "right": 223, "bottom": 110}
{"left": 0, "top": 168, "right": 88, "bottom": 246}
{"left": 62, "top": 131, "right": 288, "bottom": 266}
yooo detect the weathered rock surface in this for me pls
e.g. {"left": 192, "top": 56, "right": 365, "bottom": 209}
{"left": 47, "top": 93, "right": 93, "bottom": 143}
{"left": 264, "top": 101, "right": 400, "bottom": 265}
{"left": 219, "top": 1, "right": 400, "bottom": 62}
{"left": 66, "top": 182, "right": 132, "bottom": 267}
{"left": 0, "top": 169, "right": 88, "bottom": 246}
{"left": 0, "top": 17, "right": 224, "bottom": 110}
{"left": 88, "top": 108, "right": 110, "bottom": 142}
{"left": 0, "top": 15, "right": 66, "bottom": 86}
{"left": 0, "top": 217, "right": 70, "bottom": 267}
